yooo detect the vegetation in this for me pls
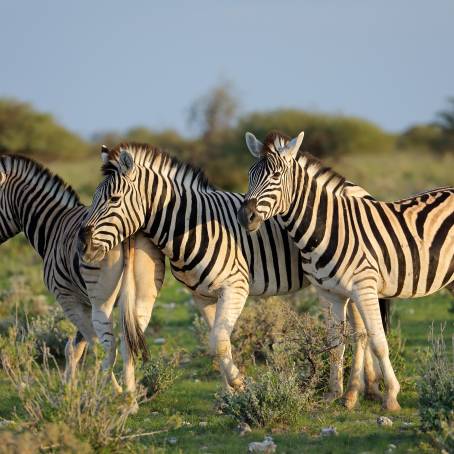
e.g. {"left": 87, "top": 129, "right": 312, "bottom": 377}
{"left": 418, "top": 326, "right": 454, "bottom": 452}
{"left": 0, "top": 99, "right": 90, "bottom": 160}
{"left": 0, "top": 325, "right": 144, "bottom": 452}
{"left": 0, "top": 92, "right": 453, "bottom": 452}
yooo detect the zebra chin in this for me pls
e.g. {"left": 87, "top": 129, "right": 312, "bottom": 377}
{"left": 81, "top": 246, "right": 107, "bottom": 264}
{"left": 78, "top": 239, "right": 107, "bottom": 264}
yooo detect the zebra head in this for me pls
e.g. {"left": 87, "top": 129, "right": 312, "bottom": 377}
{"left": 237, "top": 130, "right": 304, "bottom": 232}
{"left": 0, "top": 159, "right": 21, "bottom": 243}
{"left": 79, "top": 146, "right": 145, "bottom": 263}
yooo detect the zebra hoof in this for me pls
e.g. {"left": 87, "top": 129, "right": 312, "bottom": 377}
{"left": 230, "top": 374, "right": 246, "bottom": 392}
{"left": 382, "top": 396, "right": 401, "bottom": 412}
{"left": 343, "top": 391, "right": 358, "bottom": 410}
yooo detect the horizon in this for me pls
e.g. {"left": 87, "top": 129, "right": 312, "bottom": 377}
{"left": 1, "top": 1, "right": 453, "bottom": 138}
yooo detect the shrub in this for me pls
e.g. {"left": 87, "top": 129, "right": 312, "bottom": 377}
{"left": 28, "top": 307, "right": 75, "bottom": 360}
{"left": 418, "top": 325, "right": 454, "bottom": 452}
{"left": 140, "top": 353, "right": 181, "bottom": 399}
{"left": 0, "top": 423, "right": 92, "bottom": 454}
{"left": 217, "top": 363, "right": 304, "bottom": 428}
{"left": 0, "top": 325, "right": 144, "bottom": 452}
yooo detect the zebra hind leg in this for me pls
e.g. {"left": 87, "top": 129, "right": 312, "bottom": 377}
{"left": 353, "top": 289, "right": 400, "bottom": 412}
{"left": 318, "top": 290, "right": 349, "bottom": 402}
{"left": 210, "top": 289, "right": 248, "bottom": 391}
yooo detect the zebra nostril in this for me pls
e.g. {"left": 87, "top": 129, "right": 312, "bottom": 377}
{"left": 78, "top": 225, "right": 92, "bottom": 244}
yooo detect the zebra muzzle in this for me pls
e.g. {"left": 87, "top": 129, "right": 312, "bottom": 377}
{"left": 77, "top": 225, "right": 105, "bottom": 263}
{"left": 237, "top": 199, "right": 262, "bottom": 232}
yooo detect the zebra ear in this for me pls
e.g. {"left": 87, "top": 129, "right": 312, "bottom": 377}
{"left": 118, "top": 149, "right": 135, "bottom": 176}
{"left": 245, "top": 132, "right": 264, "bottom": 158}
{"left": 283, "top": 131, "right": 304, "bottom": 159}
{"left": 100, "top": 145, "right": 110, "bottom": 164}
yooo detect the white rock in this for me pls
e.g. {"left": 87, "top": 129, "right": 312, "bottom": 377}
{"left": 320, "top": 426, "right": 337, "bottom": 437}
{"left": 377, "top": 416, "right": 393, "bottom": 427}
{"left": 199, "top": 421, "right": 208, "bottom": 428}
{"left": 248, "top": 436, "right": 276, "bottom": 453}
{"left": 154, "top": 337, "right": 166, "bottom": 345}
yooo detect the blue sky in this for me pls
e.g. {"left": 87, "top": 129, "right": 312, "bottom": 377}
{"left": 1, "top": 1, "right": 453, "bottom": 138}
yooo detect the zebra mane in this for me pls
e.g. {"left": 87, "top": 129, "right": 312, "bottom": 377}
{"left": 262, "top": 130, "right": 349, "bottom": 194}
{"left": 101, "top": 143, "right": 213, "bottom": 190}
{"left": 0, "top": 154, "right": 80, "bottom": 204}
{"left": 296, "top": 151, "right": 348, "bottom": 193}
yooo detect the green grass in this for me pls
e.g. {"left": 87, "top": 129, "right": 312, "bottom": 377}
{"left": 0, "top": 153, "right": 453, "bottom": 452}
{"left": 0, "top": 260, "right": 452, "bottom": 452}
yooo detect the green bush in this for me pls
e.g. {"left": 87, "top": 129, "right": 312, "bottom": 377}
{"left": 28, "top": 307, "right": 75, "bottom": 360}
{"left": 140, "top": 353, "right": 181, "bottom": 399}
{"left": 418, "top": 326, "right": 454, "bottom": 452}
{"left": 0, "top": 423, "right": 92, "bottom": 454}
{"left": 0, "top": 98, "right": 90, "bottom": 160}
{"left": 217, "top": 363, "right": 304, "bottom": 428}
{"left": 0, "top": 325, "right": 143, "bottom": 452}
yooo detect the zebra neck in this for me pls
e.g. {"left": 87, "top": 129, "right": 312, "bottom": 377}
{"left": 280, "top": 160, "right": 345, "bottom": 254}
{"left": 17, "top": 174, "right": 82, "bottom": 258}
{"left": 142, "top": 171, "right": 198, "bottom": 257}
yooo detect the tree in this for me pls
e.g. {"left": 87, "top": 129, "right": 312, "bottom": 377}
{"left": 0, "top": 98, "right": 89, "bottom": 159}
{"left": 435, "top": 97, "right": 454, "bottom": 150}
{"left": 188, "top": 81, "right": 239, "bottom": 142}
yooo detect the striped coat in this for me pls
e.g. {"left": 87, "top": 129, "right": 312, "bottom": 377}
{"left": 239, "top": 130, "right": 454, "bottom": 410}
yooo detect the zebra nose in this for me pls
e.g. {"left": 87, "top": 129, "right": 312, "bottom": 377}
{"left": 238, "top": 199, "right": 261, "bottom": 231}
{"left": 78, "top": 225, "right": 93, "bottom": 251}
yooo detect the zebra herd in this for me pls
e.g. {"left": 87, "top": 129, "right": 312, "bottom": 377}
{"left": 0, "top": 129, "right": 452, "bottom": 412}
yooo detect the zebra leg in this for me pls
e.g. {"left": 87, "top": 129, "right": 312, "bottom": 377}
{"left": 211, "top": 288, "right": 248, "bottom": 391}
{"left": 64, "top": 331, "right": 87, "bottom": 383}
{"left": 363, "top": 343, "right": 383, "bottom": 401}
{"left": 83, "top": 244, "right": 124, "bottom": 394}
{"left": 344, "top": 301, "right": 367, "bottom": 409}
{"left": 120, "top": 234, "right": 165, "bottom": 394}
{"left": 59, "top": 299, "right": 96, "bottom": 383}
{"left": 317, "top": 289, "right": 348, "bottom": 401}
{"left": 344, "top": 302, "right": 384, "bottom": 408}
{"left": 353, "top": 289, "right": 400, "bottom": 411}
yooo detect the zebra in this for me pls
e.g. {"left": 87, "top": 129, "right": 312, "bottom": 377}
{"left": 79, "top": 143, "right": 391, "bottom": 399}
{"left": 238, "top": 130, "right": 454, "bottom": 411}
{"left": 0, "top": 154, "right": 165, "bottom": 394}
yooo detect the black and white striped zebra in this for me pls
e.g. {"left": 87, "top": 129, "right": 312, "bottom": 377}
{"left": 238, "top": 130, "right": 454, "bottom": 411}
{"left": 79, "top": 143, "right": 391, "bottom": 398}
{"left": 0, "top": 154, "right": 165, "bottom": 393}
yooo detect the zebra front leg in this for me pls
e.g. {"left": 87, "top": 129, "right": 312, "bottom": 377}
{"left": 92, "top": 305, "right": 122, "bottom": 393}
{"left": 318, "top": 289, "right": 348, "bottom": 401}
{"left": 83, "top": 244, "right": 124, "bottom": 393}
{"left": 64, "top": 331, "right": 88, "bottom": 383}
{"left": 353, "top": 288, "right": 400, "bottom": 411}
{"left": 211, "top": 289, "right": 248, "bottom": 391}
{"left": 59, "top": 299, "right": 97, "bottom": 383}
{"left": 120, "top": 234, "right": 165, "bottom": 394}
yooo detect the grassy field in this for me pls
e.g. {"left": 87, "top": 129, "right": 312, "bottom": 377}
{"left": 0, "top": 151, "right": 453, "bottom": 453}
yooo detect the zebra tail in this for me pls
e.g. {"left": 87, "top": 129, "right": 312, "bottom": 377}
{"left": 119, "top": 236, "right": 149, "bottom": 362}
{"left": 378, "top": 298, "right": 392, "bottom": 335}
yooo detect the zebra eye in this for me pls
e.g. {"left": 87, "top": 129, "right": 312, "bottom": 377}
{"left": 272, "top": 171, "right": 281, "bottom": 179}
{"left": 110, "top": 195, "right": 121, "bottom": 203}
